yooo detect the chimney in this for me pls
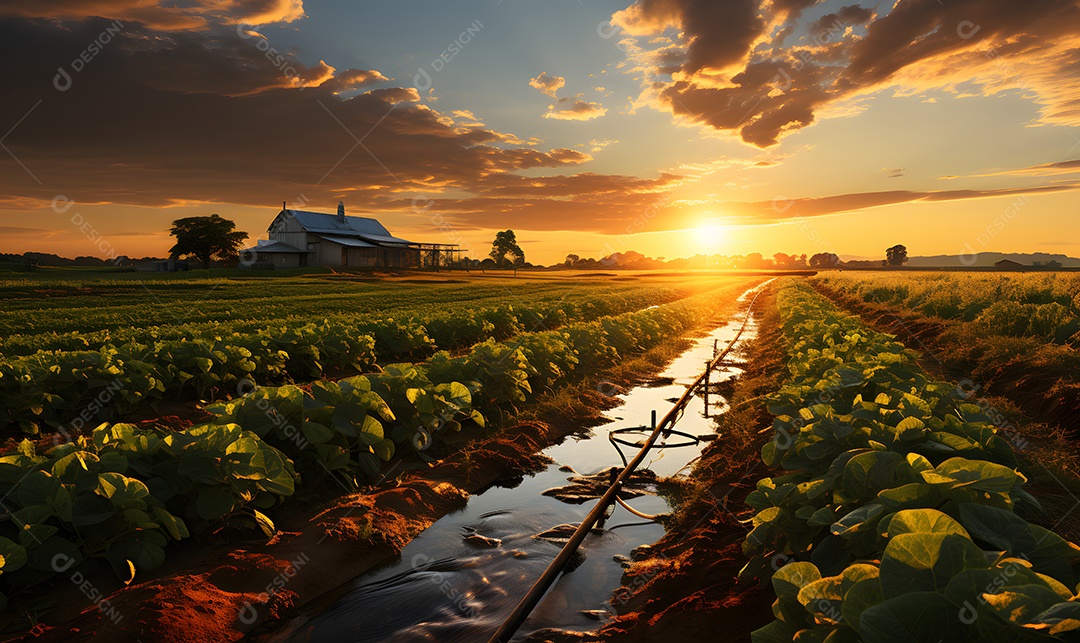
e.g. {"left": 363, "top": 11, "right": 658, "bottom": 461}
{"left": 337, "top": 201, "right": 345, "bottom": 223}
{"left": 282, "top": 201, "right": 286, "bottom": 211}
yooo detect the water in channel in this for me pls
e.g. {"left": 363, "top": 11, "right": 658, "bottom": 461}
{"left": 260, "top": 282, "right": 767, "bottom": 642}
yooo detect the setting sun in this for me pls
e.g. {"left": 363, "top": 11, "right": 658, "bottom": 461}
{"left": 695, "top": 222, "right": 727, "bottom": 252}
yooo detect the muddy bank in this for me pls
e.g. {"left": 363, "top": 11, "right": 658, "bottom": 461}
{"left": 528, "top": 287, "right": 786, "bottom": 643}
{"left": 15, "top": 421, "right": 560, "bottom": 643}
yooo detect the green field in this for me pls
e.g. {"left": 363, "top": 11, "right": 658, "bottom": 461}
{"left": 745, "top": 279, "right": 1080, "bottom": 642}
{"left": 8, "top": 270, "right": 1080, "bottom": 642}
{"left": 0, "top": 270, "right": 760, "bottom": 615}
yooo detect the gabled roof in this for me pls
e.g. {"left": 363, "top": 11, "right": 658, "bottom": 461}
{"left": 319, "top": 235, "right": 376, "bottom": 248}
{"left": 276, "top": 209, "right": 414, "bottom": 244}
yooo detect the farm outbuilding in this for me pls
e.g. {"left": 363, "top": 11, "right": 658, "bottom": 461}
{"left": 242, "top": 202, "right": 461, "bottom": 269}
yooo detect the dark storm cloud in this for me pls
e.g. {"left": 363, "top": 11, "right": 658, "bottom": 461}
{"left": 613, "top": 0, "right": 1080, "bottom": 147}
{"left": 0, "top": 0, "right": 305, "bottom": 30}
{"left": 613, "top": 0, "right": 767, "bottom": 73}
{"left": 0, "top": 18, "right": 612, "bottom": 216}
{"left": 808, "top": 4, "right": 873, "bottom": 41}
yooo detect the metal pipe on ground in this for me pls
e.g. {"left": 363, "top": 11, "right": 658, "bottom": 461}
{"left": 486, "top": 290, "right": 764, "bottom": 643}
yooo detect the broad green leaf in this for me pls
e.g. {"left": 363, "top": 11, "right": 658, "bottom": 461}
{"left": 841, "top": 578, "right": 883, "bottom": 630}
{"left": 16, "top": 470, "right": 60, "bottom": 507}
{"left": 957, "top": 503, "right": 1036, "bottom": 554}
{"left": 798, "top": 575, "right": 844, "bottom": 624}
{"left": 885, "top": 509, "right": 970, "bottom": 539}
{"left": 373, "top": 438, "right": 395, "bottom": 461}
{"left": 1032, "top": 602, "right": 1080, "bottom": 634}
{"left": 71, "top": 493, "right": 117, "bottom": 527}
{"left": 0, "top": 537, "right": 28, "bottom": 574}
{"left": 880, "top": 532, "right": 988, "bottom": 597}
{"left": 152, "top": 506, "right": 190, "bottom": 540}
{"left": 926, "top": 458, "right": 1021, "bottom": 493}
{"left": 859, "top": 592, "right": 965, "bottom": 642}
{"left": 832, "top": 503, "right": 885, "bottom": 539}
{"left": 981, "top": 585, "right": 1064, "bottom": 627}
{"left": 772, "top": 562, "right": 822, "bottom": 600}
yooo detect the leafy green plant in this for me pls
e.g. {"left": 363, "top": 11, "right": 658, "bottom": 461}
{"left": 747, "top": 281, "right": 1080, "bottom": 642}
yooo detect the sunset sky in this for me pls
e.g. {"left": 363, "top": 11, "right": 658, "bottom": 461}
{"left": 0, "top": 0, "right": 1077, "bottom": 264}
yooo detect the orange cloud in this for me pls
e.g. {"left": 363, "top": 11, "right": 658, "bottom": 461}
{"left": 0, "top": 19, "right": 595, "bottom": 217}
{"left": 544, "top": 97, "right": 608, "bottom": 121}
{"left": 0, "top": 0, "right": 306, "bottom": 30}
{"left": 727, "top": 183, "right": 1080, "bottom": 221}
{"left": 529, "top": 72, "right": 566, "bottom": 97}
{"left": 609, "top": 0, "right": 1080, "bottom": 147}
{"left": 951, "top": 159, "right": 1080, "bottom": 180}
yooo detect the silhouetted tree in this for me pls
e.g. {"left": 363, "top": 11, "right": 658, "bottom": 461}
{"left": 564, "top": 253, "right": 580, "bottom": 267}
{"left": 810, "top": 252, "right": 841, "bottom": 268}
{"left": 489, "top": 230, "right": 525, "bottom": 269}
{"left": 772, "top": 253, "right": 808, "bottom": 269}
{"left": 169, "top": 214, "right": 247, "bottom": 268}
{"left": 741, "top": 253, "right": 772, "bottom": 269}
{"left": 885, "top": 244, "right": 908, "bottom": 267}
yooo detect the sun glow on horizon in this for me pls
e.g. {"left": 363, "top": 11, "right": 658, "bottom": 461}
{"left": 693, "top": 221, "right": 728, "bottom": 253}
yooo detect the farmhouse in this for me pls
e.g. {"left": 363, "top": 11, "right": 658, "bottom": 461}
{"left": 994, "top": 259, "right": 1026, "bottom": 269}
{"left": 243, "top": 202, "right": 460, "bottom": 269}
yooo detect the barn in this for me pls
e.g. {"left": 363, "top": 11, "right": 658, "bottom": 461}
{"left": 243, "top": 202, "right": 460, "bottom": 269}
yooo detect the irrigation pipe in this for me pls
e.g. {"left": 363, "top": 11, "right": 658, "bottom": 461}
{"left": 487, "top": 286, "right": 767, "bottom": 643}
{"left": 615, "top": 496, "right": 661, "bottom": 520}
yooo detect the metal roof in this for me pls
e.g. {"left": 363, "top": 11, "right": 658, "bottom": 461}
{"left": 279, "top": 210, "right": 412, "bottom": 239}
{"left": 355, "top": 233, "right": 414, "bottom": 246}
{"left": 318, "top": 235, "right": 376, "bottom": 248}
{"left": 245, "top": 240, "right": 303, "bottom": 254}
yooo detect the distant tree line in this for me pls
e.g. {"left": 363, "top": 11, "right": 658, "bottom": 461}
{"left": 554, "top": 246, "right": 921, "bottom": 271}
{"left": 0, "top": 252, "right": 150, "bottom": 268}
{"left": 559, "top": 250, "right": 846, "bottom": 270}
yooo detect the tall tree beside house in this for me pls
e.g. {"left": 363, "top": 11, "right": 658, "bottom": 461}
{"left": 489, "top": 229, "right": 525, "bottom": 269}
{"left": 885, "top": 244, "right": 908, "bottom": 267}
{"left": 169, "top": 214, "right": 248, "bottom": 268}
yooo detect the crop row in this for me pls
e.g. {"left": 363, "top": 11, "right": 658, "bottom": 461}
{"left": 745, "top": 281, "right": 1080, "bottom": 642}
{"left": 0, "top": 284, "right": 681, "bottom": 356}
{"left": 0, "top": 280, "right": 671, "bottom": 340}
{"left": 0, "top": 288, "right": 684, "bottom": 436}
{"left": 0, "top": 283, "right": 749, "bottom": 609}
{"left": 815, "top": 273, "right": 1080, "bottom": 342}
